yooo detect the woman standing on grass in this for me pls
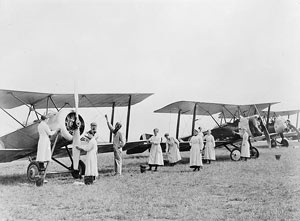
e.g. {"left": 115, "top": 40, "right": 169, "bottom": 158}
{"left": 165, "top": 133, "right": 181, "bottom": 166}
{"left": 240, "top": 127, "right": 250, "bottom": 161}
{"left": 148, "top": 128, "right": 164, "bottom": 171}
{"left": 203, "top": 130, "right": 216, "bottom": 164}
{"left": 76, "top": 130, "right": 98, "bottom": 182}
{"left": 189, "top": 129, "right": 204, "bottom": 171}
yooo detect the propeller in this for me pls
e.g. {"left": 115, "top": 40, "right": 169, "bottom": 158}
{"left": 72, "top": 80, "right": 81, "bottom": 170}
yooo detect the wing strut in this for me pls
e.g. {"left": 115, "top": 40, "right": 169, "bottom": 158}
{"left": 125, "top": 95, "right": 132, "bottom": 141}
{"left": 197, "top": 105, "right": 220, "bottom": 127}
{"left": 265, "top": 104, "right": 271, "bottom": 130}
{"left": 109, "top": 102, "right": 115, "bottom": 142}
{"left": 191, "top": 103, "right": 197, "bottom": 135}
{"left": 0, "top": 107, "right": 25, "bottom": 127}
{"left": 176, "top": 109, "right": 181, "bottom": 139}
{"left": 254, "top": 104, "right": 271, "bottom": 148}
{"left": 8, "top": 92, "right": 43, "bottom": 117}
{"left": 222, "top": 105, "right": 236, "bottom": 119}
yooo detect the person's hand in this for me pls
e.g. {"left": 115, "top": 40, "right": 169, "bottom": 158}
{"left": 76, "top": 146, "right": 81, "bottom": 151}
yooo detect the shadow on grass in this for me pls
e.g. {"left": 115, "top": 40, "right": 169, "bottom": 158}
{"left": 0, "top": 174, "right": 29, "bottom": 185}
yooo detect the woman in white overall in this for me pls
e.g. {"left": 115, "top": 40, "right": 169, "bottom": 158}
{"left": 203, "top": 130, "right": 216, "bottom": 164}
{"left": 148, "top": 128, "right": 164, "bottom": 171}
{"left": 240, "top": 127, "right": 250, "bottom": 161}
{"left": 76, "top": 130, "right": 98, "bottom": 182}
{"left": 36, "top": 115, "right": 59, "bottom": 169}
{"left": 189, "top": 129, "right": 204, "bottom": 171}
{"left": 164, "top": 133, "right": 181, "bottom": 166}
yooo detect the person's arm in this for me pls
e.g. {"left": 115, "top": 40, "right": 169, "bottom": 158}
{"left": 165, "top": 141, "right": 169, "bottom": 153}
{"left": 105, "top": 115, "right": 114, "bottom": 132}
{"left": 199, "top": 137, "right": 204, "bottom": 151}
{"left": 45, "top": 124, "right": 56, "bottom": 137}
{"left": 174, "top": 138, "right": 180, "bottom": 149}
{"left": 212, "top": 136, "right": 216, "bottom": 148}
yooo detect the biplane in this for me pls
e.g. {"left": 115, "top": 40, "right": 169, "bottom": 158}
{"left": 0, "top": 89, "right": 152, "bottom": 181}
{"left": 260, "top": 109, "right": 300, "bottom": 147}
{"left": 127, "top": 101, "right": 277, "bottom": 161}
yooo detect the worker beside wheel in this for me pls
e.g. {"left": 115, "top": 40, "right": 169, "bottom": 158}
{"left": 37, "top": 115, "right": 61, "bottom": 171}
{"left": 240, "top": 127, "right": 250, "bottom": 161}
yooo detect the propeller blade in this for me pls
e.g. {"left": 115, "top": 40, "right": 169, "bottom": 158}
{"left": 74, "top": 80, "right": 79, "bottom": 118}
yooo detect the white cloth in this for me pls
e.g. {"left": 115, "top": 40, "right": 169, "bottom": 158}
{"left": 241, "top": 132, "right": 250, "bottom": 158}
{"left": 166, "top": 137, "right": 181, "bottom": 163}
{"left": 203, "top": 134, "right": 216, "bottom": 160}
{"left": 94, "top": 132, "right": 100, "bottom": 142}
{"left": 148, "top": 135, "right": 164, "bottom": 166}
{"left": 36, "top": 121, "right": 56, "bottom": 162}
{"left": 81, "top": 137, "right": 98, "bottom": 177}
{"left": 189, "top": 135, "right": 203, "bottom": 167}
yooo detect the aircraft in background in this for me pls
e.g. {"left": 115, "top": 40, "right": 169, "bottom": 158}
{"left": 259, "top": 109, "right": 300, "bottom": 147}
{"left": 0, "top": 89, "right": 152, "bottom": 181}
{"left": 127, "top": 101, "right": 277, "bottom": 161}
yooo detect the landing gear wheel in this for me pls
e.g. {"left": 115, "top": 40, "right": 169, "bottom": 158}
{"left": 71, "top": 160, "right": 86, "bottom": 179}
{"left": 271, "top": 139, "right": 277, "bottom": 148}
{"left": 250, "top": 147, "right": 259, "bottom": 159}
{"left": 230, "top": 148, "right": 241, "bottom": 161}
{"left": 27, "top": 161, "right": 40, "bottom": 182}
{"left": 281, "top": 139, "right": 289, "bottom": 147}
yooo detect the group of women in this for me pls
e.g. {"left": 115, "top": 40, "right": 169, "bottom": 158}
{"left": 147, "top": 126, "right": 251, "bottom": 171}
{"left": 147, "top": 127, "right": 217, "bottom": 172}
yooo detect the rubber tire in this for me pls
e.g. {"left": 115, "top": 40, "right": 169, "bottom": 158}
{"left": 250, "top": 147, "right": 259, "bottom": 159}
{"left": 230, "top": 148, "right": 241, "bottom": 161}
{"left": 71, "top": 160, "right": 86, "bottom": 179}
{"left": 281, "top": 139, "right": 289, "bottom": 147}
{"left": 271, "top": 139, "right": 277, "bottom": 148}
{"left": 27, "top": 161, "right": 40, "bottom": 182}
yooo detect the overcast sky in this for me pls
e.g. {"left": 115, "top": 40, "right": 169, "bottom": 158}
{"left": 0, "top": 0, "right": 299, "bottom": 140}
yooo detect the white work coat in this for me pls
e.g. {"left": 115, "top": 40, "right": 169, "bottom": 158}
{"left": 189, "top": 135, "right": 203, "bottom": 167}
{"left": 166, "top": 137, "right": 182, "bottom": 163}
{"left": 203, "top": 134, "right": 216, "bottom": 160}
{"left": 241, "top": 132, "right": 250, "bottom": 158}
{"left": 36, "top": 121, "right": 56, "bottom": 162}
{"left": 81, "top": 137, "right": 98, "bottom": 177}
{"left": 148, "top": 135, "right": 164, "bottom": 166}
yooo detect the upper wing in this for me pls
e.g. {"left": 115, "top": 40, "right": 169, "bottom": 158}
{"left": 261, "top": 109, "right": 300, "bottom": 118}
{"left": 219, "top": 102, "right": 279, "bottom": 119}
{"left": 154, "top": 101, "right": 279, "bottom": 117}
{"left": 0, "top": 89, "right": 153, "bottom": 109}
{"left": 154, "top": 101, "right": 236, "bottom": 116}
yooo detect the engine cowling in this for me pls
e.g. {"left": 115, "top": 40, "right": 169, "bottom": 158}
{"left": 47, "top": 110, "right": 85, "bottom": 141}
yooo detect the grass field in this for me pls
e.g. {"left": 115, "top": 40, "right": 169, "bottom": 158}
{"left": 1, "top": 144, "right": 300, "bottom": 221}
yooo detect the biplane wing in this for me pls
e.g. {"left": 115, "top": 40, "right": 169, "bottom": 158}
{"left": 0, "top": 89, "right": 153, "bottom": 181}
{"left": 218, "top": 102, "right": 279, "bottom": 119}
{"left": 152, "top": 101, "right": 281, "bottom": 160}
{"left": 0, "top": 89, "right": 153, "bottom": 109}
{"left": 261, "top": 109, "right": 300, "bottom": 118}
